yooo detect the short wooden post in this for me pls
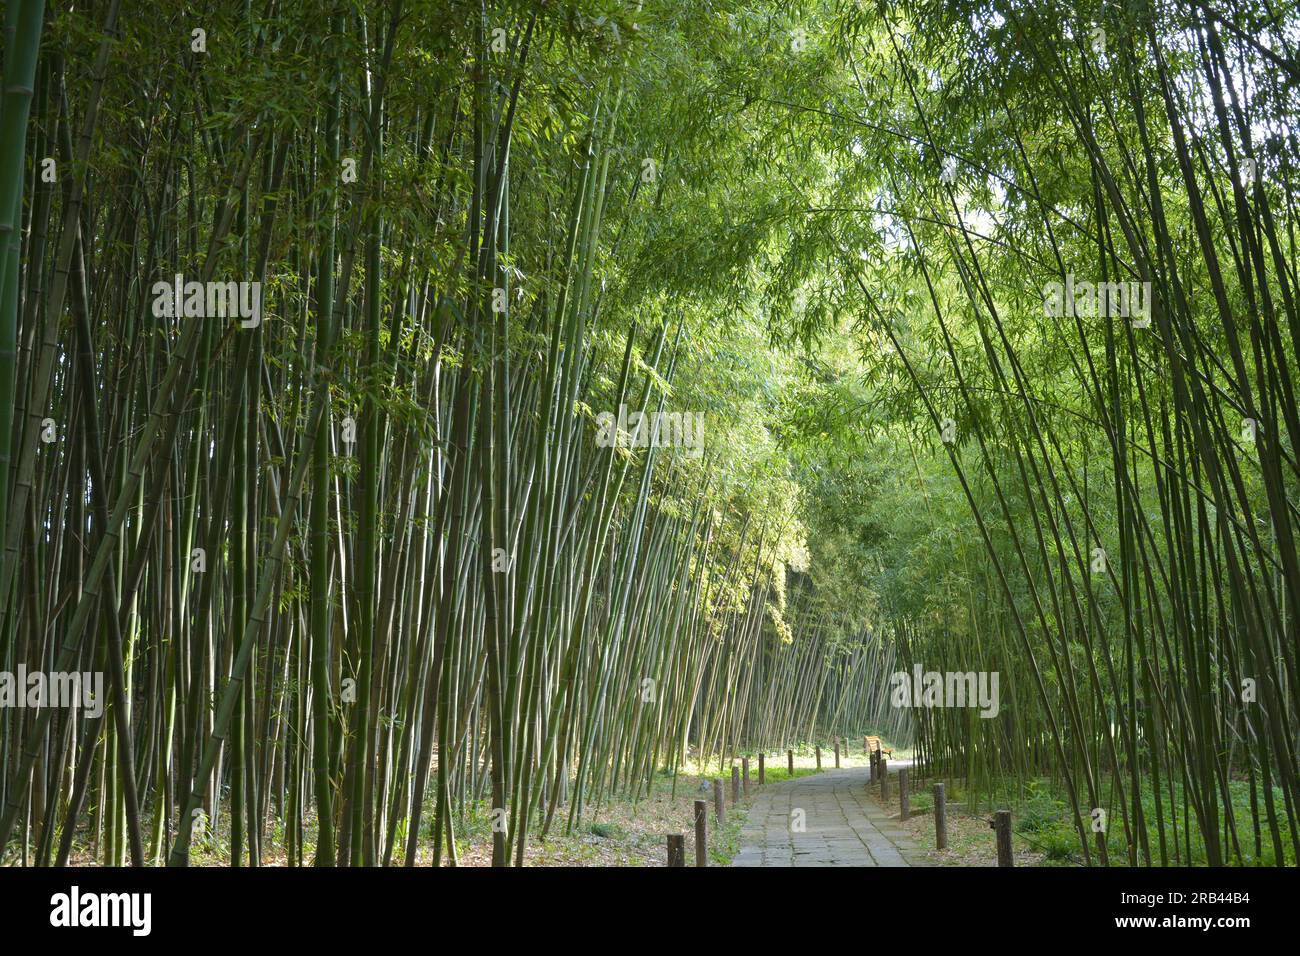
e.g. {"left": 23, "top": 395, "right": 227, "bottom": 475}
{"left": 834, "top": 739, "right": 841, "bottom": 768}
{"left": 879, "top": 755, "right": 888, "bottom": 800}
{"left": 787, "top": 749, "right": 794, "bottom": 775}
{"left": 667, "top": 833, "right": 685, "bottom": 867}
{"left": 899, "top": 768, "right": 910, "bottom": 821}
{"left": 742, "top": 757, "right": 750, "bottom": 796}
{"left": 869, "top": 749, "right": 877, "bottom": 782}
{"left": 993, "top": 810, "right": 1013, "bottom": 867}
{"left": 694, "top": 800, "right": 708, "bottom": 867}
{"left": 934, "top": 783, "right": 948, "bottom": 850}
{"left": 731, "top": 765, "right": 740, "bottom": 802}
{"left": 713, "top": 778, "right": 725, "bottom": 824}
{"left": 815, "top": 746, "right": 822, "bottom": 770}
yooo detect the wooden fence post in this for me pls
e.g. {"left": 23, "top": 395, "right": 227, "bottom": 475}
{"left": 880, "top": 755, "right": 888, "bottom": 800}
{"left": 742, "top": 757, "right": 750, "bottom": 796}
{"left": 787, "top": 749, "right": 794, "bottom": 775}
{"left": 815, "top": 745, "right": 821, "bottom": 770}
{"left": 731, "top": 765, "right": 740, "bottom": 802}
{"left": 834, "top": 739, "right": 840, "bottom": 768}
{"left": 667, "top": 834, "right": 685, "bottom": 867}
{"left": 758, "top": 751, "right": 765, "bottom": 784}
{"left": 934, "top": 783, "right": 947, "bottom": 850}
{"left": 899, "top": 768, "right": 910, "bottom": 821}
{"left": 694, "top": 800, "right": 708, "bottom": 867}
{"left": 993, "top": 810, "right": 1013, "bottom": 867}
{"left": 713, "top": 778, "right": 725, "bottom": 824}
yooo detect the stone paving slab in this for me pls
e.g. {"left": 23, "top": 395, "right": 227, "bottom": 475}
{"left": 730, "top": 760, "right": 928, "bottom": 867}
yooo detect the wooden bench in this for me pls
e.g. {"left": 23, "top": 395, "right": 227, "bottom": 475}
{"left": 865, "top": 735, "right": 893, "bottom": 758}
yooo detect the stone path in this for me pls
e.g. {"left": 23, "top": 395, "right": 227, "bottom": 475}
{"left": 730, "top": 761, "right": 927, "bottom": 867}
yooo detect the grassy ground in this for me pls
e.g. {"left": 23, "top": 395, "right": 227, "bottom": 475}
{"left": 867, "top": 772, "right": 1049, "bottom": 866}
{"left": 868, "top": 769, "right": 1297, "bottom": 867}
{"left": 451, "top": 767, "right": 748, "bottom": 866}
{"left": 962, "top": 773, "right": 1297, "bottom": 867}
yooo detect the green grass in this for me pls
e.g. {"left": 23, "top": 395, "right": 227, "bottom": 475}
{"left": 942, "top": 772, "right": 1296, "bottom": 866}
{"left": 752, "top": 766, "right": 820, "bottom": 785}
{"left": 708, "top": 801, "right": 748, "bottom": 865}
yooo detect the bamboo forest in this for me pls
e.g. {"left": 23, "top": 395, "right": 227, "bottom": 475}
{"left": 0, "top": 0, "right": 1298, "bottom": 890}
